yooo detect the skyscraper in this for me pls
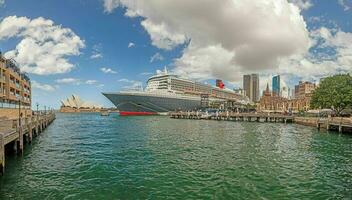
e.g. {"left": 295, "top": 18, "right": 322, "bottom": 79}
{"left": 243, "top": 75, "right": 251, "bottom": 100}
{"left": 243, "top": 74, "right": 259, "bottom": 102}
{"left": 272, "top": 75, "right": 280, "bottom": 96}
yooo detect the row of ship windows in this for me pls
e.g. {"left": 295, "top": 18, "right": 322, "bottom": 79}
{"left": 151, "top": 79, "right": 240, "bottom": 98}
{"left": 170, "top": 86, "right": 238, "bottom": 98}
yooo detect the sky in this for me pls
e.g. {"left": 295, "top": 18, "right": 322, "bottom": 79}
{"left": 0, "top": 0, "right": 351, "bottom": 109}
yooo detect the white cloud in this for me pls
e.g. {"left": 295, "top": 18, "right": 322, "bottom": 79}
{"left": 140, "top": 72, "right": 153, "bottom": 76}
{"left": 338, "top": 0, "right": 351, "bottom": 11}
{"left": 288, "top": 0, "right": 313, "bottom": 10}
{"left": 173, "top": 44, "right": 238, "bottom": 81}
{"left": 118, "top": 78, "right": 135, "bottom": 83}
{"left": 55, "top": 78, "right": 101, "bottom": 86}
{"left": 150, "top": 52, "right": 164, "bottom": 62}
{"left": 278, "top": 27, "right": 352, "bottom": 80}
{"left": 141, "top": 20, "right": 187, "bottom": 50}
{"left": 118, "top": 79, "right": 143, "bottom": 90}
{"left": 104, "top": 0, "right": 352, "bottom": 85}
{"left": 103, "top": 0, "right": 310, "bottom": 83}
{"left": 55, "top": 78, "right": 80, "bottom": 84}
{"left": 128, "top": 42, "right": 135, "bottom": 48}
{"left": 85, "top": 80, "right": 98, "bottom": 85}
{"left": 32, "top": 80, "right": 55, "bottom": 92}
{"left": 90, "top": 53, "right": 102, "bottom": 59}
{"left": 90, "top": 44, "right": 103, "bottom": 59}
{"left": 0, "top": 16, "right": 85, "bottom": 75}
{"left": 100, "top": 67, "right": 117, "bottom": 74}
{"left": 103, "top": 0, "right": 120, "bottom": 13}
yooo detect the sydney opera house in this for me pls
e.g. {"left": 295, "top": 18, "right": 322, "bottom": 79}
{"left": 60, "top": 95, "right": 102, "bottom": 113}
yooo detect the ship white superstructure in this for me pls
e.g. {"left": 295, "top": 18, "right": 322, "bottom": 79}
{"left": 103, "top": 69, "right": 250, "bottom": 114}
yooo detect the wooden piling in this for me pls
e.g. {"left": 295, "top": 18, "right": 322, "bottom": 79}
{"left": 17, "top": 121, "right": 24, "bottom": 156}
{"left": 0, "top": 133, "right": 4, "bottom": 175}
{"left": 0, "top": 113, "right": 55, "bottom": 175}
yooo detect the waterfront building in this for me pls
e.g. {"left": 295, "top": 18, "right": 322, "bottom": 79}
{"left": 294, "top": 85, "right": 299, "bottom": 98}
{"left": 243, "top": 74, "right": 259, "bottom": 102}
{"left": 233, "top": 88, "right": 246, "bottom": 96}
{"left": 294, "top": 81, "right": 316, "bottom": 99}
{"left": 258, "top": 83, "right": 288, "bottom": 112}
{"left": 272, "top": 75, "right": 280, "bottom": 96}
{"left": 258, "top": 82, "right": 313, "bottom": 113}
{"left": 281, "top": 86, "right": 288, "bottom": 98}
{"left": 60, "top": 94, "right": 102, "bottom": 113}
{"left": 0, "top": 52, "right": 31, "bottom": 118}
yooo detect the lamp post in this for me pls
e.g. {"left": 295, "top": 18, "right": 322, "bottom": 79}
{"left": 36, "top": 103, "right": 39, "bottom": 115}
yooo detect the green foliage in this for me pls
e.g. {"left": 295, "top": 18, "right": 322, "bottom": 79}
{"left": 311, "top": 74, "right": 352, "bottom": 115}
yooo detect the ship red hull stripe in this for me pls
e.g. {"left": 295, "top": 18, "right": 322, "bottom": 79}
{"left": 119, "top": 111, "right": 157, "bottom": 116}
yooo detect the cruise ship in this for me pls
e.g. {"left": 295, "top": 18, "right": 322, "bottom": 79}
{"left": 102, "top": 68, "right": 249, "bottom": 115}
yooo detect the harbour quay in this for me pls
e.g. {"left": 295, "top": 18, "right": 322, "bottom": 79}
{"left": 170, "top": 111, "right": 294, "bottom": 123}
{"left": 0, "top": 112, "right": 56, "bottom": 175}
{"left": 170, "top": 111, "right": 352, "bottom": 133}
{"left": 295, "top": 117, "right": 352, "bottom": 133}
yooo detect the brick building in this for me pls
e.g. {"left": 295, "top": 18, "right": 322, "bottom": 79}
{"left": 258, "top": 82, "right": 314, "bottom": 113}
{"left": 0, "top": 52, "right": 31, "bottom": 118}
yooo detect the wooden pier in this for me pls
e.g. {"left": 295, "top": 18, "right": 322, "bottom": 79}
{"left": 295, "top": 117, "right": 352, "bottom": 133}
{"left": 0, "top": 112, "right": 56, "bottom": 175}
{"left": 170, "top": 112, "right": 294, "bottom": 123}
{"left": 171, "top": 112, "right": 352, "bottom": 133}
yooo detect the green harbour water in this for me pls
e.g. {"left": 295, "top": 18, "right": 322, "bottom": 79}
{"left": 0, "top": 113, "right": 351, "bottom": 199}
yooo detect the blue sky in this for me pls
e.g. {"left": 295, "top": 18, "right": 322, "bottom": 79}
{"left": 0, "top": 0, "right": 351, "bottom": 109}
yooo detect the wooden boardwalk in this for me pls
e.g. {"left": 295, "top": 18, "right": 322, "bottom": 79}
{"left": 295, "top": 117, "right": 352, "bottom": 133}
{"left": 171, "top": 112, "right": 352, "bottom": 133}
{"left": 170, "top": 112, "right": 294, "bottom": 123}
{"left": 0, "top": 112, "right": 56, "bottom": 175}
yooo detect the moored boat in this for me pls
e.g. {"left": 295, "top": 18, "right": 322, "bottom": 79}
{"left": 103, "top": 68, "right": 250, "bottom": 115}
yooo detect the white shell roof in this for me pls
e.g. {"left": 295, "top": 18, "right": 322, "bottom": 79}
{"left": 61, "top": 94, "right": 101, "bottom": 109}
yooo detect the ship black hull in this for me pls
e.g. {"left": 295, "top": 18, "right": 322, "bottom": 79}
{"left": 102, "top": 93, "right": 202, "bottom": 113}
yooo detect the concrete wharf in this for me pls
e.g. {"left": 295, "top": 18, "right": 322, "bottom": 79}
{"left": 170, "top": 112, "right": 352, "bottom": 133}
{"left": 0, "top": 112, "right": 56, "bottom": 175}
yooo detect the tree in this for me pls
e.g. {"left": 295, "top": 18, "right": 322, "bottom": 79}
{"left": 311, "top": 74, "right": 352, "bottom": 116}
